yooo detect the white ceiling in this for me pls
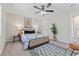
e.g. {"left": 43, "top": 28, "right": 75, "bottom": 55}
{"left": 1, "top": 3, "right": 79, "bottom": 17}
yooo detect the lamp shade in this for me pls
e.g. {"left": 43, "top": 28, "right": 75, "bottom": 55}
{"left": 34, "top": 25, "right": 38, "bottom": 29}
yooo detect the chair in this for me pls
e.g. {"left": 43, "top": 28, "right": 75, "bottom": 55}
{"left": 68, "top": 42, "right": 79, "bottom": 56}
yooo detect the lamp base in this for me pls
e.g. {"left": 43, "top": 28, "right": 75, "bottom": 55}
{"left": 53, "top": 37, "right": 57, "bottom": 41}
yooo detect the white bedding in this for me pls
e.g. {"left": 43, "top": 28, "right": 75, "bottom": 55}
{"left": 21, "top": 34, "right": 44, "bottom": 49}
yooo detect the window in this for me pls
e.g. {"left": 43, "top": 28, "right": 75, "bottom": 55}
{"left": 72, "top": 16, "right": 79, "bottom": 40}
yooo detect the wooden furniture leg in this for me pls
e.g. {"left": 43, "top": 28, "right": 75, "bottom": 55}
{"left": 70, "top": 50, "right": 75, "bottom": 56}
{"left": 13, "top": 36, "right": 15, "bottom": 43}
{"left": 13, "top": 34, "right": 21, "bottom": 43}
{"left": 68, "top": 43, "right": 79, "bottom": 56}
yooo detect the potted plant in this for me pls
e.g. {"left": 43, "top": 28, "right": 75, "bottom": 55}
{"left": 50, "top": 23, "right": 57, "bottom": 41}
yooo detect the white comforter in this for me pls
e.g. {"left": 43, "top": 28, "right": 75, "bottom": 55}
{"left": 21, "top": 34, "right": 43, "bottom": 49}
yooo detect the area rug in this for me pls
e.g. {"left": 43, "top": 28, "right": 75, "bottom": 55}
{"left": 29, "top": 43, "right": 78, "bottom": 56}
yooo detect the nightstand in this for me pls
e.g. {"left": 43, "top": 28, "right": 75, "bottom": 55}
{"left": 13, "top": 34, "right": 21, "bottom": 43}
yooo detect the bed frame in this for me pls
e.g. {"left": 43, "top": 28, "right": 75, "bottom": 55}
{"left": 23, "top": 30, "right": 49, "bottom": 49}
{"left": 24, "top": 30, "right": 35, "bottom": 34}
{"left": 28, "top": 36, "right": 49, "bottom": 49}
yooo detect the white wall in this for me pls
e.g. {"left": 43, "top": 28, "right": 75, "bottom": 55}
{"left": 6, "top": 13, "right": 42, "bottom": 41}
{"left": 6, "top": 12, "right": 73, "bottom": 43}
{"left": 0, "top": 5, "right": 1, "bottom": 36}
{"left": 39, "top": 13, "right": 72, "bottom": 43}
{"left": 32, "top": 17, "right": 42, "bottom": 33}
{"left": 5, "top": 9, "right": 73, "bottom": 43}
{"left": 0, "top": 5, "right": 6, "bottom": 54}
{"left": 6, "top": 13, "right": 24, "bottom": 41}
{"left": 29, "top": 13, "right": 72, "bottom": 43}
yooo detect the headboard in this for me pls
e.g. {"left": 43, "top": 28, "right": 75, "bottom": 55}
{"left": 24, "top": 30, "right": 35, "bottom": 34}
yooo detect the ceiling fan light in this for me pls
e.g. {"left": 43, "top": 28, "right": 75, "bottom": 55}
{"left": 41, "top": 11, "right": 46, "bottom": 15}
{"left": 44, "top": 12, "right": 46, "bottom": 14}
{"left": 41, "top": 11, "right": 43, "bottom": 14}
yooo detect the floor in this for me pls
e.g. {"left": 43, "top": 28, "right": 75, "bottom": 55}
{"left": 50, "top": 40, "right": 68, "bottom": 48}
{"left": 1, "top": 41, "right": 31, "bottom": 56}
{"left": 1, "top": 40, "right": 69, "bottom": 56}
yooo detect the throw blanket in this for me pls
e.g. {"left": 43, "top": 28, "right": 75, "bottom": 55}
{"left": 21, "top": 34, "right": 44, "bottom": 49}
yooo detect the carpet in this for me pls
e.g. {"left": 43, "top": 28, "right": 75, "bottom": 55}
{"left": 29, "top": 43, "right": 78, "bottom": 56}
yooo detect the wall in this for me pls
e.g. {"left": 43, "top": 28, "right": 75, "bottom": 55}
{"left": 31, "top": 17, "right": 42, "bottom": 33}
{"left": 6, "top": 13, "right": 24, "bottom": 41}
{"left": 30, "top": 13, "right": 72, "bottom": 43}
{"left": 0, "top": 5, "right": 1, "bottom": 36}
{"left": 41, "top": 14, "right": 72, "bottom": 43}
{"left": 0, "top": 5, "right": 6, "bottom": 54}
{"left": 6, "top": 13, "right": 42, "bottom": 41}
{"left": 6, "top": 12, "right": 73, "bottom": 43}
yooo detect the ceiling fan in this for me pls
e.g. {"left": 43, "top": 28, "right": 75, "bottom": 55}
{"left": 33, "top": 3, "right": 54, "bottom": 15}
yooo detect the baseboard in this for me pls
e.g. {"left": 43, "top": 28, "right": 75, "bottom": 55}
{"left": 7, "top": 39, "right": 13, "bottom": 42}
{"left": 0, "top": 41, "right": 6, "bottom": 55}
{"left": 59, "top": 40, "right": 71, "bottom": 44}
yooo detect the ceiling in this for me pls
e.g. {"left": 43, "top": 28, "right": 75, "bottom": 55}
{"left": 1, "top": 3, "right": 79, "bottom": 17}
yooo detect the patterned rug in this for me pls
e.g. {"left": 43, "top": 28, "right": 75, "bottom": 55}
{"left": 29, "top": 43, "right": 78, "bottom": 56}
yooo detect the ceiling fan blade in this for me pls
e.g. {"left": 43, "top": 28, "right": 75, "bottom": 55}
{"left": 33, "top": 6, "right": 42, "bottom": 10}
{"left": 41, "top": 5, "right": 44, "bottom": 10}
{"left": 34, "top": 11, "right": 41, "bottom": 14}
{"left": 45, "top": 10, "right": 54, "bottom": 12}
{"left": 47, "top": 3, "right": 52, "bottom": 8}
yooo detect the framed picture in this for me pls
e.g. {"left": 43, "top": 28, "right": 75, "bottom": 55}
{"left": 24, "top": 17, "right": 32, "bottom": 28}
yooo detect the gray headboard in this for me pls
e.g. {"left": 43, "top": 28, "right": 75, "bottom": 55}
{"left": 24, "top": 27, "right": 35, "bottom": 34}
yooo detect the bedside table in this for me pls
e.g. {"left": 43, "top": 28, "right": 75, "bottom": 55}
{"left": 13, "top": 34, "right": 21, "bottom": 43}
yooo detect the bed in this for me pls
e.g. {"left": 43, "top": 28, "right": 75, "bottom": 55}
{"left": 21, "top": 30, "right": 49, "bottom": 49}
